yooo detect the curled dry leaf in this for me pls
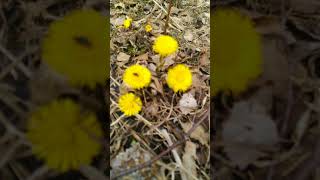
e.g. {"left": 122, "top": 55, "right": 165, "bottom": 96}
{"left": 181, "top": 141, "right": 198, "bottom": 180}
{"left": 110, "top": 17, "right": 125, "bottom": 26}
{"left": 133, "top": 52, "right": 149, "bottom": 62}
{"left": 179, "top": 93, "right": 198, "bottom": 115}
{"left": 184, "top": 30, "right": 194, "bottom": 42}
{"left": 222, "top": 101, "right": 279, "bottom": 169}
{"left": 181, "top": 122, "right": 209, "bottom": 146}
{"left": 117, "top": 52, "right": 130, "bottom": 62}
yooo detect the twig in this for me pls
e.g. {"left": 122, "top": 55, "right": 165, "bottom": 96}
{"left": 291, "top": 138, "right": 320, "bottom": 180}
{"left": 164, "top": 0, "right": 173, "bottom": 34}
{"left": 111, "top": 109, "right": 209, "bottom": 179}
{"left": 0, "top": 44, "right": 31, "bottom": 78}
{"left": 161, "top": 129, "right": 186, "bottom": 180}
{"left": 151, "top": 0, "right": 183, "bottom": 31}
{"left": 25, "top": 166, "right": 49, "bottom": 180}
{"left": 0, "top": 140, "right": 23, "bottom": 168}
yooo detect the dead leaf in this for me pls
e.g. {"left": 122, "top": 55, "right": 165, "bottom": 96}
{"left": 145, "top": 101, "right": 159, "bottom": 117}
{"left": 111, "top": 17, "right": 125, "bottom": 26}
{"left": 222, "top": 101, "right": 279, "bottom": 169}
{"left": 117, "top": 52, "right": 130, "bottom": 62}
{"left": 151, "top": 54, "right": 160, "bottom": 65}
{"left": 179, "top": 93, "right": 198, "bottom": 115}
{"left": 133, "top": 52, "right": 149, "bottom": 62}
{"left": 199, "top": 50, "right": 209, "bottom": 66}
{"left": 150, "top": 77, "right": 163, "bottom": 95}
{"left": 163, "top": 55, "right": 175, "bottom": 68}
{"left": 181, "top": 122, "right": 209, "bottom": 146}
{"left": 181, "top": 141, "right": 198, "bottom": 180}
{"left": 184, "top": 30, "right": 193, "bottom": 42}
{"left": 114, "top": 2, "right": 125, "bottom": 9}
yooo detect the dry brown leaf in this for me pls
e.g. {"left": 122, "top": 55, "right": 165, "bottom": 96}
{"left": 181, "top": 141, "right": 198, "bottom": 180}
{"left": 184, "top": 30, "right": 194, "bottom": 42}
{"left": 150, "top": 77, "right": 163, "bottom": 95}
{"left": 181, "top": 122, "right": 209, "bottom": 146}
{"left": 133, "top": 52, "right": 149, "bottom": 62}
{"left": 179, "top": 93, "right": 198, "bottom": 115}
{"left": 111, "top": 17, "right": 125, "bottom": 26}
{"left": 222, "top": 101, "right": 279, "bottom": 169}
{"left": 117, "top": 52, "right": 130, "bottom": 62}
{"left": 199, "top": 50, "right": 209, "bottom": 66}
{"left": 163, "top": 55, "right": 176, "bottom": 68}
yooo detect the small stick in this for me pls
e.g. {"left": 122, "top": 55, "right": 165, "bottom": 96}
{"left": 111, "top": 109, "right": 209, "bottom": 179}
{"left": 164, "top": 0, "right": 173, "bottom": 34}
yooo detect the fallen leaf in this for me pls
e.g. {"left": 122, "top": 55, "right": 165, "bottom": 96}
{"left": 114, "top": 2, "right": 125, "bottom": 9}
{"left": 133, "top": 52, "right": 149, "bottom": 62}
{"left": 163, "top": 54, "right": 175, "bottom": 68}
{"left": 111, "top": 17, "right": 125, "bottom": 26}
{"left": 181, "top": 122, "right": 209, "bottom": 146}
{"left": 222, "top": 101, "right": 279, "bottom": 169}
{"left": 199, "top": 50, "right": 209, "bottom": 66}
{"left": 117, "top": 52, "right": 130, "bottom": 62}
{"left": 184, "top": 30, "right": 193, "bottom": 42}
{"left": 181, "top": 141, "right": 198, "bottom": 180}
{"left": 179, "top": 93, "right": 198, "bottom": 114}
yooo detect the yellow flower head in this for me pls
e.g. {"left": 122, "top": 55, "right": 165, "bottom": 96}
{"left": 212, "top": 9, "right": 262, "bottom": 95}
{"left": 42, "top": 9, "right": 107, "bottom": 88}
{"left": 118, "top": 93, "right": 142, "bottom": 116}
{"left": 123, "top": 64, "right": 151, "bottom": 89}
{"left": 145, "top": 24, "right": 152, "bottom": 32}
{"left": 123, "top": 17, "right": 132, "bottom": 29}
{"left": 167, "top": 64, "right": 192, "bottom": 92}
{"left": 153, "top": 35, "right": 178, "bottom": 57}
{"left": 27, "top": 100, "right": 102, "bottom": 172}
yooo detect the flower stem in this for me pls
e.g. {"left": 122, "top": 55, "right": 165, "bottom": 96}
{"left": 156, "top": 55, "right": 165, "bottom": 72}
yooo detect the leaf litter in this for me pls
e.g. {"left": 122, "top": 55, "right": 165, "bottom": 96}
{"left": 110, "top": 0, "right": 210, "bottom": 179}
{"left": 213, "top": 1, "right": 320, "bottom": 180}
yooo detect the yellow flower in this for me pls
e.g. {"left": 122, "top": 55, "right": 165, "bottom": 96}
{"left": 153, "top": 35, "right": 178, "bottom": 57}
{"left": 27, "top": 100, "right": 102, "bottom": 172}
{"left": 118, "top": 93, "right": 142, "bottom": 116}
{"left": 167, "top": 64, "right": 192, "bottom": 92}
{"left": 123, "top": 64, "right": 151, "bottom": 89}
{"left": 42, "top": 9, "right": 107, "bottom": 88}
{"left": 123, "top": 17, "right": 132, "bottom": 29}
{"left": 212, "top": 9, "right": 262, "bottom": 95}
{"left": 145, "top": 24, "right": 152, "bottom": 32}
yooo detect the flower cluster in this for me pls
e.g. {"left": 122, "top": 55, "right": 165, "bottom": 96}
{"left": 116, "top": 18, "right": 193, "bottom": 117}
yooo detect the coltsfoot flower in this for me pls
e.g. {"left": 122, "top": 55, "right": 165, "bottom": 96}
{"left": 123, "top": 17, "right": 132, "bottom": 29}
{"left": 212, "top": 9, "right": 262, "bottom": 95}
{"left": 153, "top": 35, "right": 178, "bottom": 57}
{"left": 167, "top": 64, "right": 192, "bottom": 92}
{"left": 27, "top": 100, "right": 102, "bottom": 172}
{"left": 145, "top": 24, "right": 152, "bottom": 32}
{"left": 118, "top": 93, "right": 142, "bottom": 116}
{"left": 123, "top": 64, "right": 151, "bottom": 89}
{"left": 42, "top": 9, "right": 107, "bottom": 88}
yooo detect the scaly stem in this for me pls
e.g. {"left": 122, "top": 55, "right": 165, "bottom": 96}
{"left": 156, "top": 55, "right": 164, "bottom": 72}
